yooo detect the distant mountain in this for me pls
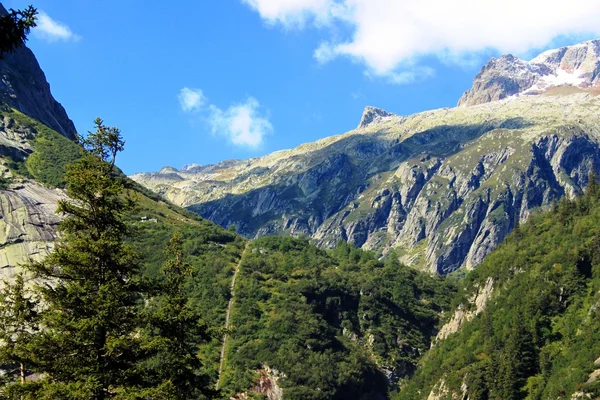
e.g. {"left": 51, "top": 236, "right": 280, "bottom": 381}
{"left": 132, "top": 40, "right": 600, "bottom": 275}
{"left": 459, "top": 39, "right": 600, "bottom": 106}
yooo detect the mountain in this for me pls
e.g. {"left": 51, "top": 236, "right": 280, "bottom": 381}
{"left": 0, "top": 4, "right": 77, "bottom": 140}
{"left": 459, "top": 39, "right": 600, "bottom": 106}
{"left": 0, "top": 16, "right": 82, "bottom": 278}
{"left": 132, "top": 40, "right": 600, "bottom": 275}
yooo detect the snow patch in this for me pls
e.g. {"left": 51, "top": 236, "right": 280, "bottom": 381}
{"left": 523, "top": 68, "right": 586, "bottom": 95}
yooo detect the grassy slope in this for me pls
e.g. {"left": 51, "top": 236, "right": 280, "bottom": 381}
{"left": 0, "top": 108, "right": 82, "bottom": 187}
{"left": 397, "top": 190, "right": 600, "bottom": 399}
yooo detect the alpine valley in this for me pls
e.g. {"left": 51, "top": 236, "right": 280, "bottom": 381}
{"left": 1, "top": 4, "right": 600, "bottom": 397}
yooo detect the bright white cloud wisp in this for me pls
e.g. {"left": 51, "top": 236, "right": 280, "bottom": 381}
{"left": 243, "top": 0, "right": 600, "bottom": 82}
{"left": 241, "top": 0, "right": 340, "bottom": 27}
{"left": 179, "top": 89, "right": 272, "bottom": 148}
{"left": 208, "top": 98, "right": 273, "bottom": 148}
{"left": 33, "top": 11, "right": 79, "bottom": 42}
{"left": 178, "top": 88, "right": 207, "bottom": 112}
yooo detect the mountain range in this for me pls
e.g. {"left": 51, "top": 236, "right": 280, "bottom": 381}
{"left": 132, "top": 39, "right": 600, "bottom": 274}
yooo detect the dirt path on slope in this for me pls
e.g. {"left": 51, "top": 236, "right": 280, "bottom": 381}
{"left": 216, "top": 242, "right": 249, "bottom": 389}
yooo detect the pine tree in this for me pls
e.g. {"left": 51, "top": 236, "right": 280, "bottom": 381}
{"left": 136, "top": 233, "right": 215, "bottom": 399}
{"left": 0, "top": 6, "right": 37, "bottom": 59}
{"left": 586, "top": 169, "right": 599, "bottom": 199}
{"left": 0, "top": 274, "right": 39, "bottom": 396}
{"left": 25, "top": 119, "right": 144, "bottom": 399}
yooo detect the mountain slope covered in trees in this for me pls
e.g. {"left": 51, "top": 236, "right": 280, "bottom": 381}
{"left": 398, "top": 182, "right": 600, "bottom": 400}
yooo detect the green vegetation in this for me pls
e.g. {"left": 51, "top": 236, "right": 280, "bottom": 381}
{"left": 6, "top": 103, "right": 600, "bottom": 399}
{"left": 0, "top": 120, "right": 245, "bottom": 399}
{"left": 219, "top": 238, "right": 455, "bottom": 399}
{"left": 0, "top": 175, "right": 11, "bottom": 189}
{"left": 0, "top": 274, "right": 39, "bottom": 387}
{"left": 397, "top": 176, "right": 600, "bottom": 400}
{"left": 0, "top": 108, "right": 82, "bottom": 187}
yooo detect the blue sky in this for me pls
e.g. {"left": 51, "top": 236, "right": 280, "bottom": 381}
{"left": 4, "top": 0, "right": 600, "bottom": 174}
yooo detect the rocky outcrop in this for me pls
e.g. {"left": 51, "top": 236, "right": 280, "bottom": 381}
{"left": 0, "top": 4, "right": 77, "bottom": 140}
{"left": 436, "top": 277, "right": 494, "bottom": 340}
{"left": 427, "top": 378, "right": 470, "bottom": 400}
{"left": 459, "top": 39, "right": 600, "bottom": 106}
{"left": 0, "top": 180, "right": 65, "bottom": 282}
{"left": 0, "top": 114, "right": 34, "bottom": 160}
{"left": 358, "top": 106, "right": 395, "bottom": 128}
{"left": 230, "top": 365, "right": 285, "bottom": 400}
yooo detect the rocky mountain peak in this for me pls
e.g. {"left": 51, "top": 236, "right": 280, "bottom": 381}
{"left": 0, "top": 3, "right": 77, "bottom": 140}
{"left": 458, "top": 38, "right": 600, "bottom": 107}
{"left": 358, "top": 106, "right": 395, "bottom": 129}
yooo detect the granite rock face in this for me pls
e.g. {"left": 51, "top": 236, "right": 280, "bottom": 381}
{"left": 0, "top": 4, "right": 77, "bottom": 140}
{"left": 0, "top": 180, "right": 65, "bottom": 283}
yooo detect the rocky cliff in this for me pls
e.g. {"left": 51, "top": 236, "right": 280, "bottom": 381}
{"left": 132, "top": 40, "right": 600, "bottom": 275}
{"left": 0, "top": 4, "right": 77, "bottom": 140}
{"left": 458, "top": 39, "right": 600, "bottom": 106}
{"left": 0, "top": 28, "right": 77, "bottom": 280}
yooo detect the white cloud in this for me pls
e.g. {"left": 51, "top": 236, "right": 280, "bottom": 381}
{"left": 242, "top": 0, "right": 600, "bottom": 83}
{"left": 178, "top": 88, "right": 272, "bottom": 148}
{"left": 240, "top": 0, "right": 342, "bottom": 27}
{"left": 32, "top": 11, "right": 79, "bottom": 42}
{"left": 178, "top": 88, "right": 207, "bottom": 112}
{"left": 207, "top": 98, "right": 273, "bottom": 148}
{"left": 384, "top": 67, "right": 435, "bottom": 85}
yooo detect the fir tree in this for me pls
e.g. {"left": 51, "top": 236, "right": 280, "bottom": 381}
{"left": 136, "top": 233, "right": 215, "bottom": 399}
{"left": 0, "top": 5, "right": 37, "bottom": 59}
{"left": 0, "top": 274, "right": 39, "bottom": 395}
{"left": 25, "top": 119, "right": 143, "bottom": 399}
{"left": 587, "top": 169, "right": 599, "bottom": 199}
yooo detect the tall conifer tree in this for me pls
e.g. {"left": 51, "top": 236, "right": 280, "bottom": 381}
{"left": 0, "top": 274, "right": 39, "bottom": 396}
{"left": 25, "top": 119, "right": 143, "bottom": 399}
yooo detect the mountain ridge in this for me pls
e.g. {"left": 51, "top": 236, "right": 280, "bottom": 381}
{"left": 133, "top": 84, "right": 600, "bottom": 274}
{"left": 0, "top": 4, "right": 77, "bottom": 140}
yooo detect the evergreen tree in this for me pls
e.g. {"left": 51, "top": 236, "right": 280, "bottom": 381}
{"left": 587, "top": 169, "right": 599, "bottom": 199}
{"left": 0, "top": 5, "right": 37, "bottom": 58}
{"left": 25, "top": 119, "right": 143, "bottom": 399}
{"left": 136, "top": 233, "right": 215, "bottom": 399}
{"left": 0, "top": 274, "right": 39, "bottom": 396}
